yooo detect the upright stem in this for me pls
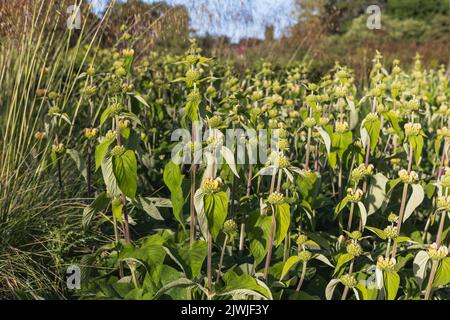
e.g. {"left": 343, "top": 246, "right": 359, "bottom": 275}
{"left": 57, "top": 158, "right": 64, "bottom": 198}
{"left": 264, "top": 214, "right": 276, "bottom": 281}
{"left": 424, "top": 261, "right": 438, "bottom": 300}
{"left": 424, "top": 208, "right": 447, "bottom": 300}
{"left": 239, "top": 165, "right": 253, "bottom": 255}
{"left": 115, "top": 116, "right": 130, "bottom": 243}
{"left": 305, "top": 128, "right": 311, "bottom": 170}
{"left": 264, "top": 170, "right": 283, "bottom": 281}
{"left": 347, "top": 202, "right": 355, "bottom": 232}
{"left": 295, "top": 262, "right": 307, "bottom": 292}
{"left": 190, "top": 165, "right": 197, "bottom": 244}
{"left": 391, "top": 183, "right": 408, "bottom": 257}
{"left": 216, "top": 235, "right": 228, "bottom": 283}
{"left": 283, "top": 231, "right": 290, "bottom": 262}
{"left": 87, "top": 142, "right": 92, "bottom": 197}
{"left": 121, "top": 194, "right": 131, "bottom": 243}
{"left": 392, "top": 143, "right": 414, "bottom": 257}
{"left": 190, "top": 123, "right": 197, "bottom": 244}
{"left": 341, "top": 260, "right": 354, "bottom": 300}
{"left": 230, "top": 174, "right": 236, "bottom": 217}
{"left": 338, "top": 160, "right": 343, "bottom": 199}
{"left": 112, "top": 214, "right": 124, "bottom": 278}
{"left": 207, "top": 232, "right": 212, "bottom": 292}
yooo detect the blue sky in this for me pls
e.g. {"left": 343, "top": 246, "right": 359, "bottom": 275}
{"left": 90, "top": 0, "right": 298, "bottom": 43}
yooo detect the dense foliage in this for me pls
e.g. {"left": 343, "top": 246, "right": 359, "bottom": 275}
{"left": 21, "top": 35, "right": 449, "bottom": 300}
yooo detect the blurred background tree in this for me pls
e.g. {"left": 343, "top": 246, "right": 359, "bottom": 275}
{"left": 1, "top": 0, "right": 449, "bottom": 80}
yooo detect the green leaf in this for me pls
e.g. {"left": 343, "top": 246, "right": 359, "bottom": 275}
{"left": 274, "top": 203, "right": 290, "bottom": 245}
{"left": 365, "top": 226, "right": 387, "bottom": 240}
{"left": 112, "top": 150, "right": 138, "bottom": 198}
{"left": 163, "top": 161, "right": 185, "bottom": 227}
{"left": 100, "top": 105, "right": 114, "bottom": 125}
{"left": 316, "top": 127, "right": 331, "bottom": 154}
{"left": 66, "top": 149, "right": 87, "bottom": 181}
{"left": 133, "top": 196, "right": 164, "bottom": 221}
{"left": 334, "top": 196, "right": 349, "bottom": 218}
{"left": 112, "top": 199, "right": 123, "bottom": 223}
{"left": 357, "top": 201, "right": 367, "bottom": 227}
{"left": 280, "top": 256, "right": 301, "bottom": 280}
{"left": 334, "top": 253, "right": 354, "bottom": 275}
{"left": 185, "top": 95, "right": 201, "bottom": 122}
{"left": 332, "top": 131, "right": 353, "bottom": 159}
{"left": 248, "top": 214, "right": 272, "bottom": 264}
{"left": 220, "top": 271, "right": 272, "bottom": 300}
{"left": 325, "top": 279, "right": 341, "bottom": 300}
{"left": 433, "top": 258, "right": 450, "bottom": 288}
{"left": 82, "top": 192, "right": 109, "bottom": 230}
{"left": 152, "top": 278, "right": 196, "bottom": 299}
{"left": 131, "top": 93, "right": 150, "bottom": 108}
{"left": 354, "top": 283, "right": 370, "bottom": 300}
{"left": 204, "top": 191, "right": 228, "bottom": 241}
{"left": 101, "top": 155, "right": 121, "bottom": 197}
{"left": 95, "top": 137, "right": 114, "bottom": 170}
{"left": 314, "top": 254, "right": 334, "bottom": 268}
{"left": 365, "top": 173, "right": 388, "bottom": 216}
{"left": 413, "top": 250, "right": 430, "bottom": 287}
{"left": 186, "top": 240, "right": 208, "bottom": 278}
{"left": 409, "top": 135, "right": 423, "bottom": 165}
{"left": 221, "top": 146, "right": 239, "bottom": 177}
{"left": 385, "top": 111, "right": 402, "bottom": 138}
{"left": 394, "top": 236, "right": 412, "bottom": 243}
{"left": 364, "top": 118, "right": 381, "bottom": 152}
{"left": 403, "top": 184, "right": 424, "bottom": 222}
{"left": 383, "top": 271, "right": 400, "bottom": 300}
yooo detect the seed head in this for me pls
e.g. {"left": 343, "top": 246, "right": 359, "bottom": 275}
{"left": 267, "top": 192, "right": 285, "bottom": 205}
{"left": 383, "top": 226, "right": 399, "bottom": 239}
{"left": 122, "top": 48, "right": 135, "bottom": 57}
{"left": 346, "top": 240, "right": 363, "bottom": 257}
{"left": 34, "top": 131, "right": 46, "bottom": 141}
{"left": 206, "top": 85, "right": 217, "bottom": 98}
{"left": 81, "top": 85, "right": 97, "bottom": 97}
{"left": 52, "top": 143, "right": 65, "bottom": 154}
{"left": 298, "top": 250, "right": 312, "bottom": 262}
{"left": 296, "top": 234, "right": 308, "bottom": 246}
{"left": 223, "top": 219, "right": 237, "bottom": 238}
{"left": 83, "top": 127, "right": 98, "bottom": 140}
{"left": 185, "top": 69, "right": 200, "bottom": 85}
{"left": 304, "top": 117, "right": 316, "bottom": 128}
{"left": 278, "top": 139, "right": 289, "bottom": 150}
{"left": 388, "top": 213, "right": 398, "bottom": 223}
{"left": 347, "top": 188, "right": 363, "bottom": 203}
{"left": 340, "top": 274, "right": 358, "bottom": 288}
{"left": 201, "top": 177, "right": 223, "bottom": 194}
{"left": 349, "top": 230, "right": 362, "bottom": 240}
{"left": 48, "top": 106, "right": 61, "bottom": 116}
{"left": 365, "top": 112, "right": 378, "bottom": 123}
{"left": 440, "top": 167, "right": 450, "bottom": 187}
{"left": 207, "top": 116, "right": 223, "bottom": 128}
{"left": 319, "top": 117, "right": 330, "bottom": 126}
{"left": 377, "top": 256, "right": 396, "bottom": 271}
{"left": 335, "top": 121, "right": 349, "bottom": 133}
{"left": 110, "top": 145, "right": 125, "bottom": 157}
{"left": 404, "top": 123, "right": 421, "bottom": 137}
{"left": 398, "top": 169, "right": 418, "bottom": 184}
{"left": 427, "top": 243, "right": 448, "bottom": 261}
